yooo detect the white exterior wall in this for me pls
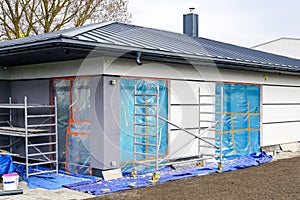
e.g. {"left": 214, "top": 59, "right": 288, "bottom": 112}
{"left": 8, "top": 56, "right": 300, "bottom": 87}
{"left": 5, "top": 56, "right": 300, "bottom": 152}
{"left": 169, "top": 81, "right": 215, "bottom": 159}
{"left": 104, "top": 57, "right": 300, "bottom": 86}
{"left": 103, "top": 57, "right": 300, "bottom": 154}
{"left": 253, "top": 38, "right": 300, "bottom": 59}
{"left": 8, "top": 57, "right": 104, "bottom": 80}
{"left": 262, "top": 86, "right": 300, "bottom": 146}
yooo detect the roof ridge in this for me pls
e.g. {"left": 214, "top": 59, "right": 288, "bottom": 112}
{"left": 116, "top": 22, "right": 192, "bottom": 38}
{"left": 61, "top": 21, "right": 116, "bottom": 38}
{"left": 0, "top": 21, "right": 117, "bottom": 48}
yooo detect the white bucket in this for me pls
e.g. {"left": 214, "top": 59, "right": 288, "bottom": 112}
{"left": 2, "top": 173, "right": 19, "bottom": 190}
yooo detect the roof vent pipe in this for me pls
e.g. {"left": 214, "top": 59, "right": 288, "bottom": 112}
{"left": 183, "top": 8, "right": 199, "bottom": 37}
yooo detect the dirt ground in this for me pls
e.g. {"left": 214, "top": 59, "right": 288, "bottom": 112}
{"left": 90, "top": 156, "right": 300, "bottom": 200}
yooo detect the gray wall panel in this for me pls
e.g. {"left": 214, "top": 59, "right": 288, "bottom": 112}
{"left": 103, "top": 76, "right": 120, "bottom": 169}
{"left": 9, "top": 79, "right": 51, "bottom": 156}
{"left": 10, "top": 79, "right": 50, "bottom": 104}
{"left": 90, "top": 76, "right": 104, "bottom": 169}
{"left": 0, "top": 81, "right": 10, "bottom": 103}
{"left": 0, "top": 81, "right": 10, "bottom": 147}
{"left": 90, "top": 76, "right": 120, "bottom": 171}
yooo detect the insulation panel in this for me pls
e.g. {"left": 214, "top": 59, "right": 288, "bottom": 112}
{"left": 263, "top": 86, "right": 300, "bottom": 104}
{"left": 262, "top": 123, "right": 300, "bottom": 146}
{"left": 263, "top": 105, "right": 300, "bottom": 123}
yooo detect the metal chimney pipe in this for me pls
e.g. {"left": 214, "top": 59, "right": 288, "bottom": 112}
{"left": 183, "top": 8, "right": 199, "bottom": 37}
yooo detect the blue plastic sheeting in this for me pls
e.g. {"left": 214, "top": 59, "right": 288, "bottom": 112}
{"left": 0, "top": 155, "right": 15, "bottom": 175}
{"left": 53, "top": 78, "right": 91, "bottom": 175}
{"left": 53, "top": 80, "right": 70, "bottom": 167}
{"left": 120, "top": 78, "right": 168, "bottom": 172}
{"left": 14, "top": 165, "right": 95, "bottom": 190}
{"left": 216, "top": 84, "right": 260, "bottom": 158}
{"left": 66, "top": 78, "right": 91, "bottom": 175}
{"left": 64, "top": 152, "right": 272, "bottom": 196}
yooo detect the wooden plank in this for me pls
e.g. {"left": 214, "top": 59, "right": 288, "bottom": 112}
{"left": 0, "top": 127, "right": 47, "bottom": 133}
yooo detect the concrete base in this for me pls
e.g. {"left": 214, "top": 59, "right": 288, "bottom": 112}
{"left": 0, "top": 181, "right": 93, "bottom": 200}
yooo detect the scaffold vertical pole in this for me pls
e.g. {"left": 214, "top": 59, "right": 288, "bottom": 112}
{"left": 198, "top": 87, "right": 201, "bottom": 156}
{"left": 133, "top": 85, "right": 137, "bottom": 173}
{"left": 219, "top": 87, "right": 224, "bottom": 170}
{"left": 155, "top": 85, "right": 159, "bottom": 172}
{"left": 24, "top": 96, "right": 29, "bottom": 178}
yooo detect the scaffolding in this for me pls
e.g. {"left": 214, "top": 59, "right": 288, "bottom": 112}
{"left": 132, "top": 85, "right": 224, "bottom": 179}
{"left": 0, "top": 96, "right": 58, "bottom": 178}
{"left": 198, "top": 87, "right": 223, "bottom": 169}
{"left": 133, "top": 85, "right": 160, "bottom": 171}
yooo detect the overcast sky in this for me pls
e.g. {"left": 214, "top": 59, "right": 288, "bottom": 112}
{"left": 128, "top": 0, "right": 300, "bottom": 47}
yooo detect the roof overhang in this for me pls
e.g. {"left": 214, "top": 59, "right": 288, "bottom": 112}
{"left": 1, "top": 37, "right": 300, "bottom": 76}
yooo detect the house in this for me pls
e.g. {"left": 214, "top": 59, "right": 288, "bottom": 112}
{"left": 1, "top": 12, "right": 300, "bottom": 177}
{"left": 253, "top": 37, "right": 300, "bottom": 59}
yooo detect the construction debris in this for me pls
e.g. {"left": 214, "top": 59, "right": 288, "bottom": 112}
{"left": 102, "top": 168, "right": 122, "bottom": 181}
{"left": 172, "top": 162, "right": 198, "bottom": 170}
{"left": 128, "top": 183, "right": 137, "bottom": 189}
{"left": 100, "top": 189, "right": 111, "bottom": 193}
{"left": 148, "top": 180, "right": 156, "bottom": 185}
{"left": 280, "top": 142, "right": 299, "bottom": 152}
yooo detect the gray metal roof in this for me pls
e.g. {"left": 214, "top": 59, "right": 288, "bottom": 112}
{"left": 0, "top": 22, "right": 112, "bottom": 49}
{"left": 1, "top": 21, "right": 300, "bottom": 73}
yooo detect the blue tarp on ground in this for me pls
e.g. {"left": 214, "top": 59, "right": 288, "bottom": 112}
{"left": 64, "top": 152, "right": 272, "bottom": 196}
{"left": 25, "top": 173, "right": 93, "bottom": 190}
{"left": 0, "top": 155, "right": 15, "bottom": 175}
{"left": 14, "top": 165, "right": 96, "bottom": 190}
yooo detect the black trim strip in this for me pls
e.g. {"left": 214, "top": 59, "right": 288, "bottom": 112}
{"left": 171, "top": 104, "right": 199, "bottom": 106}
{"left": 263, "top": 103, "right": 300, "bottom": 106}
{"left": 263, "top": 120, "right": 300, "bottom": 125}
{"left": 262, "top": 84, "right": 300, "bottom": 88}
{"left": 171, "top": 127, "right": 215, "bottom": 131}
{"left": 171, "top": 128, "right": 198, "bottom": 131}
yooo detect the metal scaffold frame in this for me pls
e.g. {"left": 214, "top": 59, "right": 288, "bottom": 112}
{"left": 132, "top": 84, "right": 224, "bottom": 179}
{"left": 198, "top": 86, "right": 223, "bottom": 169}
{"left": 0, "top": 96, "right": 58, "bottom": 178}
{"left": 133, "top": 85, "right": 160, "bottom": 172}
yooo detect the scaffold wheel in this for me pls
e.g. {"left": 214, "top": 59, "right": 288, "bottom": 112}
{"left": 218, "top": 163, "right": 223, "bottom": 171}
{"left": 131, "top": 168, "right": 137, "bottom": 178}
{"left": 197, "top": 161, "right": 206, "bottom": 167}
{"left": 152, "top": 171, "right": 161, "bottom": 182}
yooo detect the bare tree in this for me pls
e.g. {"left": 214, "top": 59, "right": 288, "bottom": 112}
{"left": 0, "top": 0, "right": 131, "bottom": 40}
